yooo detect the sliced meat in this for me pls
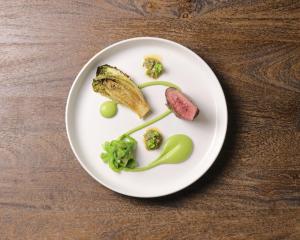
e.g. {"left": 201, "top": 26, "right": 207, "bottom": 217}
{"left": 165, "top": 87, "right": 199, "bottom": 121}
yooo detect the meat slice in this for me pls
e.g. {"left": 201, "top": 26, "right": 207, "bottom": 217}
{"left": 165, "top": 87, "right": 199, "bottom": 121}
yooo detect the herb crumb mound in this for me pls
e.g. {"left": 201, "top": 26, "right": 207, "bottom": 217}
{"left": 144, "top": 128, "right": 163, "bottom": 150}
{"left": 143, "top": 57, "right": 163, "bottom": 79}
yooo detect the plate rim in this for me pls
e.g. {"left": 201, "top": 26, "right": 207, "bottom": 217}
{"left": 65, "top": 37, "right": 228, "bottom": 198}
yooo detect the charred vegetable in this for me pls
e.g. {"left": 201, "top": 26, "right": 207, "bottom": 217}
{"left": 92, "top": 65, "right": 151, "bottom": 118}
{"left": 165, "top": 87, "right": 199, "bottom": 121}
{"left": 143, "top": 57, "right": 163, "bottom": 79}
{"left": 144, "top": 128, "right": 163, "bottom": 150}
{"left": 101, "top": 135, "right": 137, "bottom": 172}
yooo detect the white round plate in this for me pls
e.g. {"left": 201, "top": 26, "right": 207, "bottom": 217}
{"left": 66, "top": 37, "right": 227, "bottom": 198}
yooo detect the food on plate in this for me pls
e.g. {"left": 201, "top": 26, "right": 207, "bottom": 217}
{"left": 165, "top": 87, "right": 199, "bottom": 121}
{"left": 143, "top": 128, "right": 163, "bottom": 150}
{"left": 97, "top": 83, "right": 198, "bottom": 172}
{"left": 143, "top": 56, "right": 163, "bottom": 79}
{"left": 100, "top": 101, "right": 117, "bottom": 118}
{"left": 126, "top": 134, "right": 193, "bottom": 172}
{"left": 95, "top": 60, "right": 199, "bottom": 173}
{"left": 101, "top": 135, "right": 137, "bottom": 172}
{"left": 92, "top": 64, "right": 151, "bottom": 118}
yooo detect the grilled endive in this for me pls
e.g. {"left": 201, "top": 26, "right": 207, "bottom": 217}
{"left": 92, "top": 65, "right": 151, "bottom": 118}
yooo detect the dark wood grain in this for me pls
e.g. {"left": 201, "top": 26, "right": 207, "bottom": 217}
{"left": 0, "top": 0, "right": 299, "bottom": 239}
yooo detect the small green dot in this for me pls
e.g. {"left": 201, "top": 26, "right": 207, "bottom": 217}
{"left": 100, "top": 101, "right": 117, "bottom": 118}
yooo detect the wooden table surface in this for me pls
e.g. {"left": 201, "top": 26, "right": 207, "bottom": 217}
{"left": 1, "top": 1, "right": 299, "bottom": 239}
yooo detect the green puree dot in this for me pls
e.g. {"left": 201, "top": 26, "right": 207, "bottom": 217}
{"left": 100, "top": 101, "right": 117, "bottom": 118}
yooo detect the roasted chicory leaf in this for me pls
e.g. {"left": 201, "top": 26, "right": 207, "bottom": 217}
{"left": 92, "top": 65, "right": 151, "bottom": 118}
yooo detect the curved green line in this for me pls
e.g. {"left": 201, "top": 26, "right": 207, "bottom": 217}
{"left": 138, "top": 81, "right": 180, "bottom": 90}
{"left": 124, "top": 109, "right": 172, "bottom": 136}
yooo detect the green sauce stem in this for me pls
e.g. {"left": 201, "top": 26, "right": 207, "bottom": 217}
{"left": 138, "top": 81, "right": 180, "bottom": 90}
{"left": 124, "top": 109, "right": 172, "bottom": 136}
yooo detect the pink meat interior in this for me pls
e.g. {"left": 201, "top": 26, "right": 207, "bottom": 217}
{"left": 166, "top": 89, "right": 198, "bottom": 120}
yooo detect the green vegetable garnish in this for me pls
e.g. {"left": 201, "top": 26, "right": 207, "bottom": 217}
{"left": 101, "top": 135, "right": 137, "bottom": 172}
{"left": 143, "top": 57, "right": 163, "bottom": 79}
{"left": 144, "top": 128, "right": 163, "bottom": 150}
